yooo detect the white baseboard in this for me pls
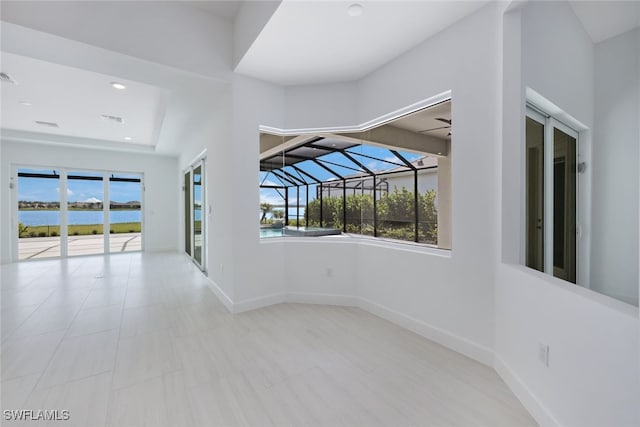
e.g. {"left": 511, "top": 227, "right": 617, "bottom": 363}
{"left": 232, "top": 293, "right": 286, "bottom": 313}
{"left": 205, "top": 277, "right": 234, "bottom": 313}
{"left": 494, "top": 355, "right": 560, "bottom": 427}
{"left": 357, "top": 297, "right": 494, "bottom": 366}
{"left": 207, "top": 283, "right": 493, "bottom": 367}
{"left": 285, "top": 292, "right": 358, "bottom": 306}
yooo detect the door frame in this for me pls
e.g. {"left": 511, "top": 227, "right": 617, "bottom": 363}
{"left": 183, "top": 152, "right": 207, "bottom": 273}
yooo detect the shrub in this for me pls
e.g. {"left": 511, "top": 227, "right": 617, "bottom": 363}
{"left": 73, "top": 231, "right": 79, "bottom": 236}
{"left": 50, "top": 231, "right": 58, "bottom": 237}
{"left": 18, "top": 223, "right": 29, "bottom": 237}
{"left": 38, "top": 232, "right": 47, "bottom": 237}
{"left": 129, "top": 229, "right": 135, "bottom": 233}
{"left": 110, "top": 229, "right": 114, "bottom": 234}
{"left": 92, "top": 229, "right": 98, "bottom": 235}
{"left": 305, "top": 187, "right": 438, "bottom": 244}
{"left": 29, "top": 231, "right": 36, "bottom": 238}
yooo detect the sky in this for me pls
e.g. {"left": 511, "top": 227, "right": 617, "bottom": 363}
{"left": 18, "top": 168, "right": 141, "bottom": 203}
{"left": 259, "top": 144, "right": 423, "bottom": 206}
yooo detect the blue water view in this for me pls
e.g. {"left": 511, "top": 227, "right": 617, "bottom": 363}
{"left": 19, "top": 210, "right": 141, "bottom": 226}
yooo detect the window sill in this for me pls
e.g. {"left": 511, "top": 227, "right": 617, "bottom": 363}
{"left": 501, "top": 263, "right": 639, "bottom": 318}
{"left": 260, "top": 232, "right": 452, "bottom": 258}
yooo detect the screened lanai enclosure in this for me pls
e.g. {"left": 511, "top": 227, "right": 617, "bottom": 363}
{"left": 259, "top": 99, "right": 453, "bottom": 249}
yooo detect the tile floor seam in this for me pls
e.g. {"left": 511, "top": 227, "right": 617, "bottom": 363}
{"left": 29, "top": 287, "right": 92, "bottom": 392}
{"left": 1, "top": 289, "right": 56, "bottom": 342}
{"left": 103, "top": 261, "right": 140, "bottom": 418}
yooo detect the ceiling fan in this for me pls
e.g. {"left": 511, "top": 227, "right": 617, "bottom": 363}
{"left": 418, "top": 117, "right": 452, "bottom": 136}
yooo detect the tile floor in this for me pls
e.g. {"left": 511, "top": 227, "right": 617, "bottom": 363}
{"left": 1, "top": 252, "right": 537, "bottom": 426}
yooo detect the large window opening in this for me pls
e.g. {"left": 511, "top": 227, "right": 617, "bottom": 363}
{"left": 259, "top": 99, "right": 452, "bottom": 248}
{"left": 15, "top": 167, "right": 143, "bottom": 260}
{"left": 525, "top": 105, "right": 578, "bottom": 283}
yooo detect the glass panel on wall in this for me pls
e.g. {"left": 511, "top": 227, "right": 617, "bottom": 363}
{"left": 376, "top": 173, "right": 415, "bottom": 243}
{"left": 193, "top": 165, "right": 203, "bottom": 266}
{"left": 525, "top": 116, "right": 545, "bottom": 272}
{"left": 109, "top": 173, "right": 142, "bottom": 253}
{"left": 259, "top": 171, "right": 285, "bottom": 238}
{"left": 417, "top": 157, "right": 439, "bottom": 245}
{"left": 184, "top": 171, "right": 191, "bottom": 256}
{"left": 67, "top": 170, "right": 104, "bottom": 256}
{"left": 553, "top": 127, "right": 577, "bottom": 283}
{"left": 17, "top": 168, "right": 61, "bottom": 260}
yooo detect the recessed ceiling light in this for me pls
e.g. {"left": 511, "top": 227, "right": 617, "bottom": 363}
{"left": 19, "top": 101, "right": 32, "bottom": 106}
{"left": 110, "top": 82, "right": 126, "bottom": 90}
{"left": 123, "top": 136, "right": 132, "bottom": 141}
{"left": 347, "top": 3, "right": 363, "bottom": 17}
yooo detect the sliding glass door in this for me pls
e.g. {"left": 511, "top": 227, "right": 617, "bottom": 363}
{"left": 14, "top": 167, "right": 143, "bottom": 260}
{"left": 184, "top": 158, "right": 206, "bottom": 271}
{"left": 525, "top": 107, "right": 578, "bottom": 283}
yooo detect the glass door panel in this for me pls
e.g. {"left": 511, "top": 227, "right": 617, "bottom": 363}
{"left": 193, "top": 164, "right": 203, "bottom": 267}
{"left": 184, "top": 171, "right": 192, "bottom": 256}
{"left": 553, "top": 127, "right": 577, "bottom": 283}
{"left": 526, "top": 116, "right": 545, "bottom": 272}
{"left": 109, "top": 174, "right": 142, "bottom": 253}
{"left": 67, "top": 171, "right": 104, "bottom": 256}
{"left": 17, "top": 168, "right": 61, "bottom": 260}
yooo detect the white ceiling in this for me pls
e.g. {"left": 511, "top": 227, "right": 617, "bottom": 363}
{"left": 569, "top": 0, "right": 640, "bottom": 44}
{"left": 1, "top": 53, "right": 167, "bottom": 147}
{"left": 186, "top": 0, "right": 243, "bottom": 21}
{"left": 235, "top": 0, "right": 489, "bottom": 86}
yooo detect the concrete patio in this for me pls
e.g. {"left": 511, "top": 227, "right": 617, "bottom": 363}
{"left": 18, "top": 233, "right": 141, "bottom": 260}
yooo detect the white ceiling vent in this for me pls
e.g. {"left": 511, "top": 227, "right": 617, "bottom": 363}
{"left": 35, "top": 120, "right": 59, "bottom": 128}
{"left": 0, "top": 72, "right": 17, "bottom": 84}
{"left": 101, "top": 114, "right": 125, "bottom": 124}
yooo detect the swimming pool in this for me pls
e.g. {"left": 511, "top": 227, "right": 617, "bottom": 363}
{"left": 260, "top": 228, "right": 284, "bottom": 238}
{"left": 260, "top": 226, "right": 342, "bottom": 238}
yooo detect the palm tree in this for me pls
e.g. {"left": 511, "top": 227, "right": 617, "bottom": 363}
{"left": 260, "top": 202, "right": 272, "bottom": 223}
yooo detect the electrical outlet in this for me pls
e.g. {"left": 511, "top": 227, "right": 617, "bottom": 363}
{"left": 538, "top": 342, "right": 550, "bottom": 367}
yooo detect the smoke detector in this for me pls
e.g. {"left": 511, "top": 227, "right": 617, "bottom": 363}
{"left": 101, "top": 114, "right": 125, "bottom": 124}
{"left": 0, "top": 72, "right": 17, "bottom": 84}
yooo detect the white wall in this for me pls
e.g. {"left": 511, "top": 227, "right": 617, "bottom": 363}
{"left": 230, "top": 74, "right": 287, "bottom": 304}
{"left": 498, "top": 2, "right": 639, "bottom": 427}
{"left": 233, "top": 1, "right": 282, "bottom": 68}
{"left": 495, "top": 265, "right": 638, "bottom": 427}
{"left": 0, "top": 140, "right": 179, "bottom": 263}
{"left": 522, "top": 0, "right": 595, "bottom": 288}
{"left": 353, "top": 2, "right": 502, "bottom": 357}
{"left": 177, "top": 86, "right": 235, "bottom": 300}
{"left": 0, "top": 1, "right": 233, "bottom": 80}
{"left": 284, "top": 82, "right": 358, "bottom": 130}
{"left": 236, "top": 3, "right": 502, "bottom": 363}
{"left": 591, "top": 28, "right": 640, "bottom": 306}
